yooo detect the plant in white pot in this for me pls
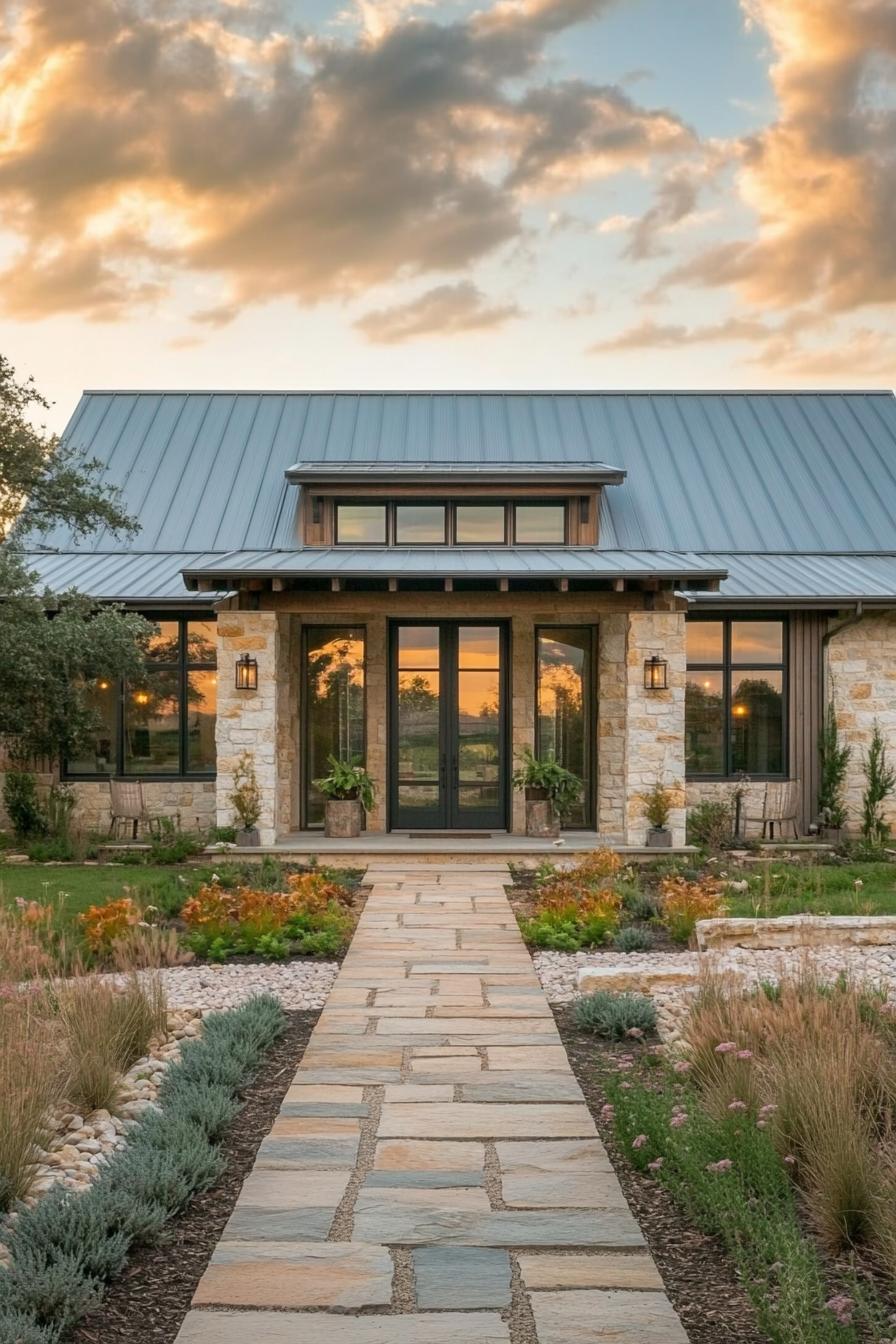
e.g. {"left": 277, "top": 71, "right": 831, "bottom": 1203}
{"left": 512, "top": 747, "right": 583, "bottom": 838}
{"left": 642, "top": 780, "right": 676, "bottom": 848}
{"left": 231, "top": 751, "right": 262, "bottom": 846}
{"left": 314, "top": 756, "right": 376, "bottom": 838}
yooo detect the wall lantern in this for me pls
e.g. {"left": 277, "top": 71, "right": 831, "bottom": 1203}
{"left": 643, "top": 655, "right": 668, "bottom": 691}
{"left": 235, "top": 653, "right": 258, "bottom": 691}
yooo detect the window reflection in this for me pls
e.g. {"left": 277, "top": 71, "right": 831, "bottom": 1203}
{"left": 187, "top": 670, "right": 217, "bottom": 772}
{"left": 125, "top": 672, "right": 180, "bottom": 774}
{"left": 395, "top": 504, "right": 446, "bottom": 543}
{"left": 336, "top": 503, "right": 387, "bottom": 544}
{"left": 685, "top": 617, "right": 786, "bottom": 777}
{"left": 732, "top": 672, "right": 784, "bottom": 774}
{"left": 685, "top": 670, "right": 724, "bottom": 774}
{"left": 304, "top": 628, "right": 366, "bottom": 826}
{"left": 455, "top": 504, "right": 505, "bottom": 544}
{"left": 66, "top": 681, "right": 118, "bottom": 775}
{"left": 537, "top": 628, "right": 592, "bottom": 827}
{"left": 515, "top": 503, "right": 566, "bottom": 543}
{"left": 732, "top": 621, "right": 783, "bottom": 664}
{"left": 686, "top": 621, "right": 723, "bottom": 664}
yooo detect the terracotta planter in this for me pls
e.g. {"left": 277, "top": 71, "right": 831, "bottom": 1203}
{"left": 325, "top": 797, "right": 363, "bottom": 839}
{"left": 647, "top": 827, "right": 672, "bottom": 848}
{"left": 526, "top": 797, "right": 559, "bottom": 839}
{"left": 235, "top": 827, "right": 260, "bottom": 847}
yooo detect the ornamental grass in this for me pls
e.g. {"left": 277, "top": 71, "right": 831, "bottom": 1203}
{"left": 57, "top": 973, "right": 167, "bottom": 1115}
{"left": 0, "top": 993, "right": 64, "bottom": 1212}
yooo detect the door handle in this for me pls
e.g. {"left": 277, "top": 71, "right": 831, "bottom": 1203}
{"left": 451, "top": 756, "right": 459, "bottom": 788}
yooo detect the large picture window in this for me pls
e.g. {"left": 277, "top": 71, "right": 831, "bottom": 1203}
{"left": 303, "top": 626, "right": 367, "bottom": 827}
{"left": 64, "top": 616, "right": 217, "bottom": 778}
{"left": 686, "top": 617, "right": 786, "bottom": 778}
{"left": 536, "top": 626, "right": 595, "bottom": 827}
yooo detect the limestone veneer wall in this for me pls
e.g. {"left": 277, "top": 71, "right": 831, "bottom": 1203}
{"left": 0, "top": 768, "right": 215, "bottom": 836}
{"left": 828, "top": 610, "right": 896, "bottom": 835}
{"left": 218, "top": 590, "right": 689, "bottom": 844}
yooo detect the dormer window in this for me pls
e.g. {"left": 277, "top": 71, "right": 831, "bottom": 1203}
{"left": 330, "top": 499, "right": 570, "bottom": 546}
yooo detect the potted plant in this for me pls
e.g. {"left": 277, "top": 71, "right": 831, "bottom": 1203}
{"left": 512, "top": 747, "right": 583, "bottom": 838}
{"left": 314, "top": 755, "right": 376, "bottom": 838}
{"left": 643, "top": 780, "right": 676, "bottom": 847}
{"left": 231, "top": 751, "right": 262, "bottom": 846}
{"left": 817, "top": 700, "right": 850, "bottom": 843}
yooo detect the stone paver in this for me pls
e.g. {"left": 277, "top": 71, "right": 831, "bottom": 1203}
{"left": 176, "top": 863, "right": 685, "bottom": 1344}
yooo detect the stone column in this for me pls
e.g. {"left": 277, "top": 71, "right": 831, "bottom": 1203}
{"left": 596, "top": 613, "right": 627, "bottom": 841}
{"left": 216, "top": 611, "right": 281, "bottom": 845}
{"left": 623, "top": 609, "right": 687, "bottom": 846}
{"left": 828, "top": 611, "right": 896, "bottom": 834}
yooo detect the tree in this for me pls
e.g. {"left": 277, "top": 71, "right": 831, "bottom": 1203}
{"left": 0, "top": 355, "right": 152, "bottom": 766}
{"left": 817, "top": 699, "right": 850, "bottom": 830}
{"left": 861, "top": 720, "right": 896, "bottom": 846}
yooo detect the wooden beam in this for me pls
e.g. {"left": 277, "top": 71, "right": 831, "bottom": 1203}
{"left": 331, "top": 577, "right": 343, "bottom": 592}
{"left": 272, "top": 577, "right": 286, "bottom": 592}
{"left": 612, "top": 577, "right": 626, "bottom": 593}
{"left": 498, "top": 577, "right": 509, "bottom": 592}
{"left": 246, "top": 579, "right": 264, "bottom": 592}
{"left": 388, "top": 577, "right": 398, "bottom": 592}
{"left": 555, "top": 577, "right": 569, "bottom": 592}
{"left": 643, "top": 577, "right": 659, "bottom": 592}
{"left": 444, "top": 577, "right": 454, "bottom": 592}
{"left": 196, "top": 578, "right": 215, "bottom": 592}
{"left": 704, "top": 577, "right": 721, "bottom": 592}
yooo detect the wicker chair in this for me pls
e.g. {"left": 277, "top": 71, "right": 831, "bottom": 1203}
{"left": 744, "top": 781, "right": 800, "bottom": 840}
{"left": 108, "top": 779, "right": 179, "bottom": 839}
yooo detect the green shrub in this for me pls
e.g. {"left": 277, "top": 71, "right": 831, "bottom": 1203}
{"left": 0, "top": 1250, "right": 102, "bottom": 1333}
{"left": 573, "top": 990, "right": 656, "bottom": 1038}
{"left": 146, "top": 832, "right": 204, "bottom": 865}
{"left": 24, "top": 838, "right": 76, "bottom": 863}
{"left": 208, "top": 825, "right": 237, "bottom": 844}
{"left": 612, "top": 926, "right": 653, "bottom": 953}
{"left": 0, "top": 1306, "right": 60, "bottom": 1343}
{"left": 155, "top": 1079, "right": 239, "bottom": 1141}
{"left": 686, "top": 800, "right": 734, "bottom": 851}
{"left": 2, "top": 772, "right": 47, "bottom": 841}
{"left": 7, "top": 1186, "right": 131, "bottom": 1281}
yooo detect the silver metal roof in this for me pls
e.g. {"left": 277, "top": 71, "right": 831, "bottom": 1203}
{"left": 285, "top": 460, "right": 626, "bottom": 484}
{"left": 23, "top": 551, "right": 230, "bottom": 604}
{"left": 25, "top": 390, "right": 896, "bottom": 603}
{"left": 685, "top": 553, "right": 896, "bottom": 606}
{"left": 182, "top": 547, "right": 726, "bottom": 582}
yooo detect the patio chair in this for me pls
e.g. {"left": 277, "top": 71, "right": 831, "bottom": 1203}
{"left": 744, "top": 780, "right": 800, "bottom": 841}
{"left": 108, "top": 779, "right": 180, "bottom": 840}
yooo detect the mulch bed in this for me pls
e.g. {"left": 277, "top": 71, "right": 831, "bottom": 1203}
{"left": 554, "top": 1005, "right": 768, "bottom": 1344}
{"left": 71, "top": 1009, "right": 319, "bottom": 1344}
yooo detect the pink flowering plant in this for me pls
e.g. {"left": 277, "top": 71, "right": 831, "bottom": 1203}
{"left": 602, "top": 984, "right": 891, "bottom": 1343}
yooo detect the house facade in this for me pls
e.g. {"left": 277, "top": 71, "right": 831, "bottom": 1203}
{"left": 13, "top": 390, "right": 896, "bottom": 847}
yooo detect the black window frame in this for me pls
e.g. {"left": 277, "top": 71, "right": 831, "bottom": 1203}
{"left": 535, "top": 624, "right": 596, "bottom": 829}
{"left": 62, "top": 612, "right": 218, "bottom": 782}
{"left": 334, "top": 500, "right": 389, "bottom": 545}
{"left": 513, "top": 501, "right": 568, "bottom": 545}
{"left": 301, "top": 624, "right": 369, "bottom": 830}
{"left": 685, "top": 613, "right": 788, "bottom": 781}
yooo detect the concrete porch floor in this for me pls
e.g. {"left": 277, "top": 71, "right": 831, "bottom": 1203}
{"left": 237, "top": 832, "right": 697, "bottom": 865}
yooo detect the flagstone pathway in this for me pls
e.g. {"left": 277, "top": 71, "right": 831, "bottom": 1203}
{"left": 175, "top": 863, "right": 688, "bottom": 1344}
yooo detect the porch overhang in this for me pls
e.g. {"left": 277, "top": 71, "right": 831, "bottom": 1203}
{"left": 182, "top": 547, "right": 727, "bottom": 593}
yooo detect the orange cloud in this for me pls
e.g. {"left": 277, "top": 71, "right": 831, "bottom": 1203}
{"left": 355, "top": 280, "right": 521, "bottom": 341}
{"left": 0, "top": 0, "right": 693, "bottom": 320}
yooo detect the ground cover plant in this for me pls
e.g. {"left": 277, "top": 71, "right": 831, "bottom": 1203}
{"left": 0, "top": 857, "right": 363, "bottom": 965}
{"left": 0, "top": 995, "right": 285, "bottom": 1343}
{"left": 518, "top": 848, "right": 624, "bottom": 949}
{"left": 606, "top": 972, "right": 896, "bottom": 1343}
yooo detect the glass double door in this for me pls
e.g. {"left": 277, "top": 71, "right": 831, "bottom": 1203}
{"left": 389, "top": 621, "right": 507, "bottom": 831}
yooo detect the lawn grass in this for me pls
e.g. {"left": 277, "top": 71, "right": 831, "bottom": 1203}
{"left": 723, "top": 861, "right": 896, "bottom": 918}
{"left": 0, "top": 864, "right": 184, "bottom": 923}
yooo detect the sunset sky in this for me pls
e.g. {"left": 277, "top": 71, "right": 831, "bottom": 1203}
{"left": 0, "top": 0, "right": 894, "bottom": 431}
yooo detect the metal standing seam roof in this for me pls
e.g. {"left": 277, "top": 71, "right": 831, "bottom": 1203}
{"left": 22, "top": 390, "right": 896, "bottom": 604}
{"left": 681, "top": 553, "right": 896, "bottom": 606}
{"left": 181, "top": 547, "right": 727, "bottom": 582}
{"left": 285, "top": 460, "right": 626, "bottom": 483}
{"left": 21, "top": 551, "right": 231, "bottom": 604}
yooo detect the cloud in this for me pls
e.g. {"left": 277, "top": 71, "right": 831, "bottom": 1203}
{"left": 589, "top": 314, "right": 773, "bottom": 352}
{"left": 658, "top": 0, "right": 896, "bottom": 312}
{"left": 0, "top": 0, "right": 695, "bottom": 319}
{"left": 355, "top": 280, "right": 521, "bottom": 341}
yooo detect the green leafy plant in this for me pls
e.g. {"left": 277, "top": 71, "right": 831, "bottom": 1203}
{"left": 146, "top": 831, "right": 204, "bottom": 865}
{"left": 573, "top": 990, "right": 657, "bottom": 1038}
{"left": 860, "top": 720, "right": 896, "bottom": 846}
{"left": 642, "top": 780, "right": 675, "bottom": 830}
{"left": 25, "top": 836, "right": 75, "bottom": 863}
{"left": 313, "top": 755, "right": 376, "bottom": 812}
{"left": 511, "top": 747, "right": 583, "bottom": 818}
{"left": 818, "top": 700, "right": 850, "bottom": 831}
{"left": 2, "top": 771, "right": 47, "bottom": 841}
{"left": 686, "top": 800, "right": 734, "bottom": 851}
{"left": 230, "top": 752, "right": 262, "bottom": 831}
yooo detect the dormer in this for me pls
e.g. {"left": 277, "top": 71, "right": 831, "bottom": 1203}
{"left": 283, "top": 461, "right": 627, "bottom": 548}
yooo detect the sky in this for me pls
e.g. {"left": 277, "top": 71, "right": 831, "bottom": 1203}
{"left": 0, "top": 0, "right": 894, "bottom": 432}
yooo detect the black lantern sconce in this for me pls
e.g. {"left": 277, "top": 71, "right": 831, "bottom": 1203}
{"left": 643, "top": 655, "right": 668, "bottom": 691}
{"left": 235, "top": 653, "right": 258, "bottom": 691}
